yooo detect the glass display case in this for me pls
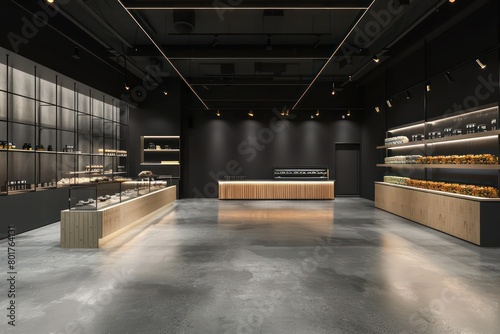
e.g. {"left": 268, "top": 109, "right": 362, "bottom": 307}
{"left": 68, "top": 179, "right": 169, "bottom": 211}
{"left": 273, "top": 166, "right": 330, "bottom": 180}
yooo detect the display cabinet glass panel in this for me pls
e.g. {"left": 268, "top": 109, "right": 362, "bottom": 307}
{"left": 68, "top": 179, "right": 169, "bottom": 211}
{"left": 273, "top": 166, "right": 330, "bottom": 180}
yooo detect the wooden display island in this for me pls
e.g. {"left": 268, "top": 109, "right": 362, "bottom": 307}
{"left": 375, "top": 182, "right": 500, "bottom": 246}
{"left": 218, "top": 180, "right": 334, "bottom": 200}
{"left": 60, "top": 186, "right": 176, "bottom": 248}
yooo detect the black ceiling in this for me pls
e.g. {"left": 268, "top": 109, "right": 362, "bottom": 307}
{"left": 3, "top": 0, "right": 466, "bottom": 111}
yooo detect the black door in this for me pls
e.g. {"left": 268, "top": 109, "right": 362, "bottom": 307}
{"left": 335, "top": 143, "right": 360, "bottom": 196}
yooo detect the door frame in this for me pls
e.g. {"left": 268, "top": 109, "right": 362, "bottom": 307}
{"left": 334, "top": 142, "right": 361, "bottom": 196}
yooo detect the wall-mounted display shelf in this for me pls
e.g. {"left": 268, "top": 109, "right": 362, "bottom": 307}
{"left": 273, "top": 166, "right": 330, "bottom": 181}
{"left": 140, "top": 136, "right": 180, "bottom": 178}
{"left": 375, "top": 104, "right": 500, "bottom": 246}
{"left": 0, "top": 53, "right": 129, "bottom": 196}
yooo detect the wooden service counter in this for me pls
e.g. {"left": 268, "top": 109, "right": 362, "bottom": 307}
{"left": 375, "top": 182, "right": 500, "bottom": 246}
{"left": 60, "top": 186, "right": 176, "bottom": 248}
{"left": 218, "top": 180, "right": 334, "bottom": 200}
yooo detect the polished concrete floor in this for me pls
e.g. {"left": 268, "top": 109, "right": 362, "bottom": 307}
{"left": 1, "top": 198, "right": 500, "bottom": 334}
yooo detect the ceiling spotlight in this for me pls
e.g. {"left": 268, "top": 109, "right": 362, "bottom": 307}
{"left": 316, "top": 110, "right": 320, "bottom": 117}
{"left": 47, "top": 0, "right": 55, "bottom": 3}
{"left": 331, "top": 82, "right": 336, "bottom": 95}
{"left": 281, "top": 111, "right": 285, "bottom": 116}
{"left": 386, "top": 99, "right": 392, "bottom": 108}
{"left": 406, "top": 90, "right": 411, "bottom": 99}
{"left": 373, "top": 55, "right": 380, "bottom": 63}
{"left": 311, "top": 115, "right": 314, "bottom": 119}
{"left": 476, "top": 58, "right": 486, "bottom": 69}
{"left": 349, "top": 75, "right": 352, "bottom": 82}
{"left": 286, "top": 109, "right": 289, "bottom": 116}
{"left": 375, "top": 106, "right": 380, "bottom": 113}
{"left": 163, "top": 90, "right": 168, "bottom": 96}
{"left": 72, "top": 47, "right": 80, "bottom": 59}
{"left": 216, "top": 110, "right": 221, "bottom": 117}
{"left": 125, "top": 82, "right": 130, "bottom": 91}
{"left": 449, "top": 0, "right": 455, "bottom": 3}
{"left": 342, "top": 115, "right": 346, "bottom": 119}
{"left": 426, "top": 84, "right": 431, "bottom": 92}
{"left": 445, "top": 72, "right": 453, "bottom": 83}
{"left": 347, "top": 110, "right": 351, "bottom": 117}
{"left": 248, "top": 110, "right": 254, "bottom": 117}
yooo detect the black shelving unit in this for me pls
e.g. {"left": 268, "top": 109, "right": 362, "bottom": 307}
{"left": 0, "top": 53, "right": 129, "bottom": 195}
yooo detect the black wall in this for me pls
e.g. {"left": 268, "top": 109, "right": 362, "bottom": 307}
{"left": 185, "top": 110, "right": 362, "bottom": 198}
{"left": 359, "top": 0, "right": 500, "bottom": 200}
{"left": 127, "top": 80, "right": 181, "bottom": 176}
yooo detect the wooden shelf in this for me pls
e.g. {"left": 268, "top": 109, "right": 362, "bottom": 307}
{"left": 377, "top": 164, "right": 500, "bottom": 170}
{"left": 140, "top": 162, "right": 180, "bottom": 166}
{"left": 377, "top": 129, "right": 500, "bottom": 149}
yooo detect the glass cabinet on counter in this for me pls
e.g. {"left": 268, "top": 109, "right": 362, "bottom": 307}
{"left": 68, "top": 179, "right": 170, "bottom": 211}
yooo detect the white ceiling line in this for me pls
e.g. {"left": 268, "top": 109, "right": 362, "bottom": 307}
{"left": 117, "top": 0, "right": 210, "bottom": 110}
{"left": 292, "top": 0, "right": 377, "bottom": 110}
{"left": 126, "top": 7, "right": 369, "bottom": 10}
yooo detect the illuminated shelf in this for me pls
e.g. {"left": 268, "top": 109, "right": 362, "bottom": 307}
{"left": 377, "top": 129, "right": 500, "bottom": 149}
{"left": 377, "top": 164, "right": 500, "bottom": 170}
{"left": 140, "top": 162, "right": 180, "bottom": 166}
{"left": 144, "top": 149, "right": 180, "bottom": 152}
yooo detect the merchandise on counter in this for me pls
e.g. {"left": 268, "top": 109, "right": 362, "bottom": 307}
{"left": 22, "top": 143, "right": 32, "bottom": 150}
{"left": 491, "top": 119, "right": 497, "bottom": 130}
{"left": 477, "top": 124, "right": 487, "bottom": 132}
{"left": 383, "top": 176, "right": 409, "bottom": 185}
{"left": 443, "top": 128, "right": 453, "bottom": 137}
{"left": 384, "top": 155, "right": 422, "bottom": 164}
{"left": 384, "top": 136, "right": 409, "bottom": 146}
{"left": 452, "top": 129, "right": 463, "bottom": 136}
{"left": 138, "top": 170, "right": 153, "bottom": 178}
{"left": 411, "top": 134, "right": 425, "bottom": 141}
{"left": 148, "top": 142, "right": 155, "bottom": 149}
{"left": 164, "top": 144, "right": 170, "bottom": 149}
{"left": 416, "top": 154, "right": 498, "bottom": 165}
{"left": 466, "top": 123, "right": 476, "bottom": 134}
{"left": 35, "top": 144, "right": 45, "bottom": 151}
{"left": 406, "top": 179, "right": 498, "bottom": 198}
{"left": 47, "top": 145, "right": 53, "bottom": 151}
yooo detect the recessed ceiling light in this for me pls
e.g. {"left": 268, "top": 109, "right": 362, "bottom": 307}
{"left": 248, "top": 111, "right": 254, "bottom": 117}
{"left": 373, "top": 55, "right": 380, "bottom": 63}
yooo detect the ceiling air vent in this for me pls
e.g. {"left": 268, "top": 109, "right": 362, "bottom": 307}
{"left": 173, "top": 10, "right": 195, "bottom": 33}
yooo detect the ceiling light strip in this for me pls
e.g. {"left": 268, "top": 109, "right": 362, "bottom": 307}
{"left": 126, "top": 7, "right": 368, "bottom": 10}
{"left": 291, "top": 0, "right": 376, "bottom": 110}
{"left": 117, "top": 0, "right": 209, "bottom": 109}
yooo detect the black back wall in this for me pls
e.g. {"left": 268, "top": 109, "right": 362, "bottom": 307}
{"left": 185, "top": 110, "right": 362, "bottom": 198}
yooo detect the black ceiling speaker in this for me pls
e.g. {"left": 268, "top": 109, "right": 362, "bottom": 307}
{"left": 173, "top": 10, "right": 195, "bottom": 34}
